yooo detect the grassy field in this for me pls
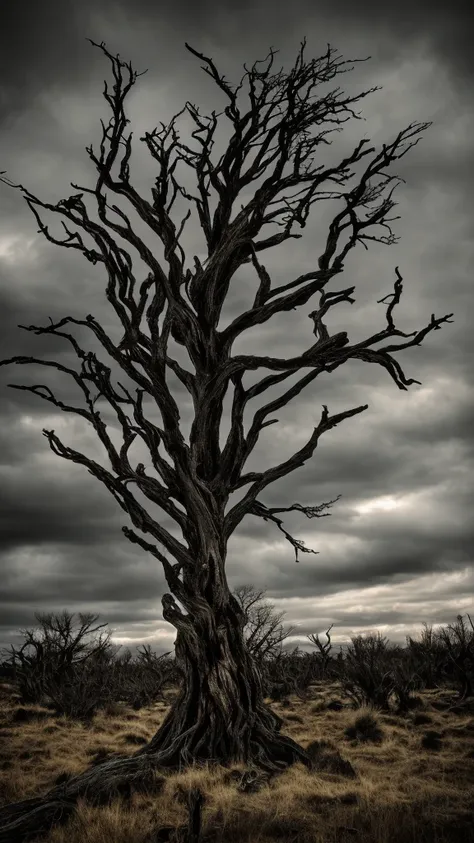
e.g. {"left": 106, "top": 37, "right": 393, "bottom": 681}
{"left": 0, "top": 679, "right": 473, "bottom": 843}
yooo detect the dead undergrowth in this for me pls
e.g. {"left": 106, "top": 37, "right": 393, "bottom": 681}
{"left": 0, "top": 680, "right": 473, "bottom": 842}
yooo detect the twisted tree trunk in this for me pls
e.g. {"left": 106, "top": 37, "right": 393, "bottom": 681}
{"left": 133, "top": 588, "right": 311, "bottom": 771}
{"left": 132, "top": 483, "right": 314, "bottom": 772}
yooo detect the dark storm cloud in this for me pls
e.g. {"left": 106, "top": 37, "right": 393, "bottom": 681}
{"left": 0, "top": 0, "right": 473, "bottom": 655}
{"left": 109, "top": 0, "right": 474, "bottom": 95}
{"left": 1, "top": 2, "right": 99, "bottom": 121}
{"left": 2, "top": 0, "right": 472, "bottom": 113}
{"left": 0, "top": 466, "right": 121, "bottom": 552}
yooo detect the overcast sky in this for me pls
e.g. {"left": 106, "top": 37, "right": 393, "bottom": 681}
{"left": 1, "top": 0, "right": 473, "bottom": 659}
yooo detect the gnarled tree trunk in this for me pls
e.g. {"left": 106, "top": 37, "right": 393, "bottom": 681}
{"left": 134, "top": 584, "right": 312, "bottom": 772}
{"left": 134, "top": 458, "right": 314, "bottom": 773}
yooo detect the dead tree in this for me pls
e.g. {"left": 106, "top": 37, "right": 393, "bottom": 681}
{"left": 233, "top": 583, "right": 297, "bottom": 665}
{"left": 0, "top": 37, "right": 453, "bottom": 840}
{"left": 307, "top": 624, "right": 334, "bottom": 679}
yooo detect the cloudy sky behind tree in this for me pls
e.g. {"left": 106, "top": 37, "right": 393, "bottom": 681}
{"left": 1, "top": 0, "right": 473, "bottom": 657}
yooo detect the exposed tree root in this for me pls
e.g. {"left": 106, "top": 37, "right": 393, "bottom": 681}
{"left": 0, "top": 755, "right": 158, "bottom": 842}
{"left": 133, "top": 683, "right": 314, "bottom": 774}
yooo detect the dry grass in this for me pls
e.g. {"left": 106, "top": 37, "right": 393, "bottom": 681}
{"left": 0, "top": 680, "right": 473, "bottom": 842}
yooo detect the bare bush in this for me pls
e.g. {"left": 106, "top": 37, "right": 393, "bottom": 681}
{"left": 340, "top": 633, "right": 395, "bottom": 711}
{"left": 405, "top": 623, "right": 448, "bottom": 689}
{"left": 113, "top": 646, "right": 176, "bottom": 709}
{"left": 387, "top": 649, "right": 423, "bottom": 714}
{"left": 261, "top": 646, "right": 316, "bottom": 701}
{"left": 1, "top": 611, "right": 115, "bottom": 709}
{"left": 438, "top": 614, "right": 474, "bottom": 699}
{"left": 44, "top": 654, "right": 115, "bottom": 722}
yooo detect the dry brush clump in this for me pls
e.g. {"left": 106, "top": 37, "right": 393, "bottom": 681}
{"left": 405, "top": 622, "right": 450, "bottom": 690}
{"left": 437, "top": 614, "right": 474, "bottom": 700}
{"left": 0, "top": 612, "right": 179, "bottom": 723}
{"left": 1, "top": 611, "right": 117, "bottom": 718}
{"left": 105, "top": 646, "right": 181, "bottom": 712}
{"left": 335, "top": 618, "right": 474, "bottom": 714}
{"left": 332, "top": 633, "right": 397, "bottom": 711}
{"left": 344, "top": 711, "right": 384, "bottom": 744}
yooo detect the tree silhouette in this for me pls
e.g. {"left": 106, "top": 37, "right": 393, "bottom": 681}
{"left": 0, "top": 37, "right": 452, "bottom": 840}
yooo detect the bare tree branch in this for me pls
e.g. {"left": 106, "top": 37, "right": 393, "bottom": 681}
{"left": 248, "top": 497, "right": 341, "bottom": 562}
{"left": 224, "top": 402, "right": 368, "bottom": 539}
